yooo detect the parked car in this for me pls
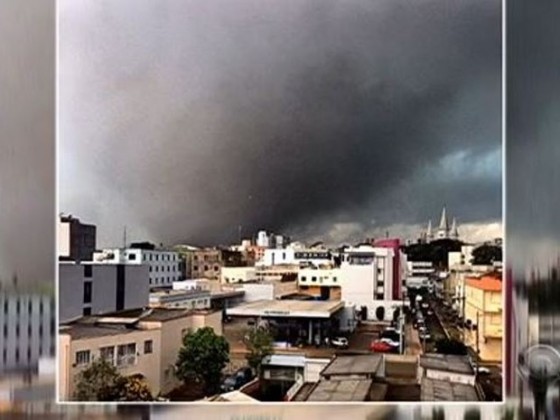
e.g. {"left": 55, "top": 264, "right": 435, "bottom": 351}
{"left": 476, "top": 366, "right": 491, "bottom": 375}
{"left": 221, "top": 367, "right": 254, "bottom": 392}
{"left": 331, "top": 337, "right": 349, "bottom": 349}
{"left": 380, "top": 337, "right": 400, "bottom": 348}
{"left": 370, "top": 340, "right": 392, "bottom": 353}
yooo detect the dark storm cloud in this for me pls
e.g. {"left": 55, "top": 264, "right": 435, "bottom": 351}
{"left": 0, "top": 1, "right": 54, "bottom": 285}
{"left": 507, "top": 0, "right": 560, "bottom": 272}
{"left": 60, "top": 0, "right": 501, "bottom": 247}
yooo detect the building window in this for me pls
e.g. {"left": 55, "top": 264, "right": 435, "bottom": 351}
{"left": 84, "top": 265, "right": 92, "bottom": 278}
{"left": 204, "top": 265, "right": 209, "bottom": 271}
{"left": 15, "top": 348, "right": 19, "bottom": 363}
{"left": 194, "top": 265, "right": 198, "bottom": 271}
{"left": 28, "top": 324, "right": 32, "bottom": 337}
{"left": 116, "top": 344, "right": 137, "bottom": 367}
{"left": 144, "top": 340, "right": 153, "bottom": 354}
{"left": 3, "top": 324, "right": 7, "bottom": 338}
{"left": 149, "top": 266, "right": 152, "bottom": 272}
{"left": 214, "top": 265, "right": 219, "bottom": 271}
{"left": 312, "top": 277, "right": 317, "bottom": 282}
{"left": 28, "top": 301, "right": 32, "bottom": 314}
{"left": 3, "top": 300, "right": 7, "bottom": 314}
{"left": 75, "top": 350, "right": 91, "bottom": 366}
{"left": 100, "top": 346, "right": 115, "bottom": 364}
{"left": 83, "top": 307, "right": 91, "bottom": 316}
{"left": 129, "top": 253, "right": 136, "bottom": 261}
{"left": 16, "top": 300, "right": 20, "bottom": 314}
{"left": 16, "top": 324, "right": 19, "bottom": 338}
{"left": 333, "top": 277, "right": 337, "bottom": 282}
{"left": 83, "top": 281, "right": 92, "bottom": 304}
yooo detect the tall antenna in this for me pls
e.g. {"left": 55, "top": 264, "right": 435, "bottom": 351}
{"left": 123, "top": 226, "right": 127, "bottom": 249}
{"left": 238, "top": 225, "right": 242, "bottom": 243}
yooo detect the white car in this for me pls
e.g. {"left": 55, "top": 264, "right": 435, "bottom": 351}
{"left": 380, "top": 338, "right": 400, "bottom": 347}
{"left": 331, "top": 337, "right": 349, "bottom": 348}
{"left": 476, "top": 367, "right": 491, "bottom": 375}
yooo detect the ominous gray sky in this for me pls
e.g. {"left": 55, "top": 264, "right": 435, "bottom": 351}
{"left": 0, "top": 1, "right": 54, "bottom": 285}
{"left": 507, "top": 0, "right": 560, "bottom": 274}
{"left": 60, "top": 0, "right": 502, "bottom": 248}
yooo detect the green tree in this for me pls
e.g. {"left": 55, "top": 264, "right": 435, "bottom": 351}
{"left": 245, "top": 326, "right": 274, "bottom": 374}
{"left": 471, "top": 244, "right": 502, "bottom": 265}
{"left": 114, "top": 374, "right": 153, "bottom": 401}
{"left": 175, "top": 327, "right": 230, "bottom": 395}
{"left": 74, "top": 358, "right": 122, "bottom": 401}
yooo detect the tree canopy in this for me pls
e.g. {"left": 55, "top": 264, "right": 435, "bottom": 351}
{"left": 402, "top": 239, "right": 463, "bottom": 268}
{"left": 175, "top": 327, "right": 230, "bottom": 395}
{"left": 74, "top": 358, "right": 153, "bottom": 401}
{"left": 245, "top": 326, "right": 274, "bottom": 374}
{"left": 471, "top": 244, "right": 502, "bottom": 265}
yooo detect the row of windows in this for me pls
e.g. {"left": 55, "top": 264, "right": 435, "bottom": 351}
{"left": 149, "top": 276, "right": 180, "bottom": 285}
{"left": 2, "top": 319, "right": 55, "bottom": 339}
{"left": 140, "top": 253, "right": 178, "bottom": 262}
{"left": 2, "top": 343, "right": 54, "bottom": 365}
{"left": 75, "top": 340, "right": 153, "bottom": 367}
{"left": 193, "top": 255, "right": 219, "bottom": 262}
{"left": 193, "top": 265, "right": 220, "bottom": 272}
{"left": 2, "top": 299, "right": 54, "bottom": 315}
{"left": 149, "top": 265, "right": 179, "bottom": 273}
{"left": 300, "top": 276, "right": 338, "bottom": 283}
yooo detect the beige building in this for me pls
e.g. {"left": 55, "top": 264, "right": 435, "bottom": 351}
{"left": 464, "top": 274, "right": 502, "bottom": 361}
{"left": 58, "top": 308, "right": 222, "bottom": 401}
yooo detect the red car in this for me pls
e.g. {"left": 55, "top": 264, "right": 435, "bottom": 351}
{"left": 370, "top": 340, "right": 392, "bottom": 353}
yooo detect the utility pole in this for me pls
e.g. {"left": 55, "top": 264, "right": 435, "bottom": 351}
{"left": 475, "top": 311, "right": 480, "bottom": 380}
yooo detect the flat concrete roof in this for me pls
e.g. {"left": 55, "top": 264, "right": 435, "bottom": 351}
{"left": 421, "top": 378, "right": 479, "bottom": 402}
{"left": 321, "top": 354, "right": 383, "bottom": 377}
{"left": 419, "top": 354, "right": 474, "bottom": 375}
{"left": 226, "top": 299, "right": 344, "bottom": 318}
{"left": 306, "top": 379, "right": 372, "bottom": 402}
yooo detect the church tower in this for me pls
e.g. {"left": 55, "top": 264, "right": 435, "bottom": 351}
{"left": 450, "top": 217, "right": 459, "bottom": 240}
{"left": 436, "top": 206, "right": 449, "bottom": 239}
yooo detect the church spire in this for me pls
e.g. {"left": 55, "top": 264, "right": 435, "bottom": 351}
{"left": 439, "top": 206, "right": 448, "bottom": 230}
{"left": 426, "top": 219, "right": 433, "bottom": 242}
{"left": 450, "top": 217, "right": 459, "bottom": 239}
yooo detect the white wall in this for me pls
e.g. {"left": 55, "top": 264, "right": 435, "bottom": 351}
{"left": 238, "top": 283, "right": 274, "bottom": 302}
{"left": 304, "top": 359, "right": 330, "bottom": 382}
{"left": 94, "top": 248, "right": 182, "bottom": 287}
{"left": 57, "top": 221, "right": 71, "bottom": 258}
{"left": 221, "top": 267, "right": 257, "bottom": 284}
{"left": 425, "top": 369, "right": 476, "bottom": 386}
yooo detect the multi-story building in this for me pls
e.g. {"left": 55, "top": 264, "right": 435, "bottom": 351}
{"left": 464, "top": 274, "right": 503, "bottom": 361}
{"left": 59, "top": 262, "right": 150, "bottom": 323}
{"left": 448, "top": 245, "right": 475, "bottom": 268}
{"left": 295, "top": 245, "right": 401, "bottom": 320}
{"left": 93, "top": 244, "right": 182, "bottom": 287}
{"left": 374, "top": 238, "right": 407, "bottom": 300}
{"left": 0, "top": 292, "right": 55, "bottom": 374}
{"left": 58, "top": 215, "right": 96, "bottom": 263}
{"left": 259, "top": 248, "right": 332, "bottom": 268}
{"left": 221, "top": 267, "right": 257, "bottom": 284}
{"left": 58, "top": 307, "right": 222, "bottom": 400}
{"left": 149, "top": 289, "right": 211, "bottom": 310}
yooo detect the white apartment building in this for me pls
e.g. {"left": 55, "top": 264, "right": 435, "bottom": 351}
{"left": 448, "top": 245, "right": 475, "bottom": 268}
{"left": 93, "top": 247, "right": 182, "bottom": 287}
{"left": 259, "top": 248, "right": 332, "bottom": 267}
{"left": 296, "top": 246, "right": 400, "bottom": 320}
{"left": 59, "top": 262, "right": 150, "bottom": 323}
{"left": 0, "top": 293, "right": 55, "bottom": 374}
